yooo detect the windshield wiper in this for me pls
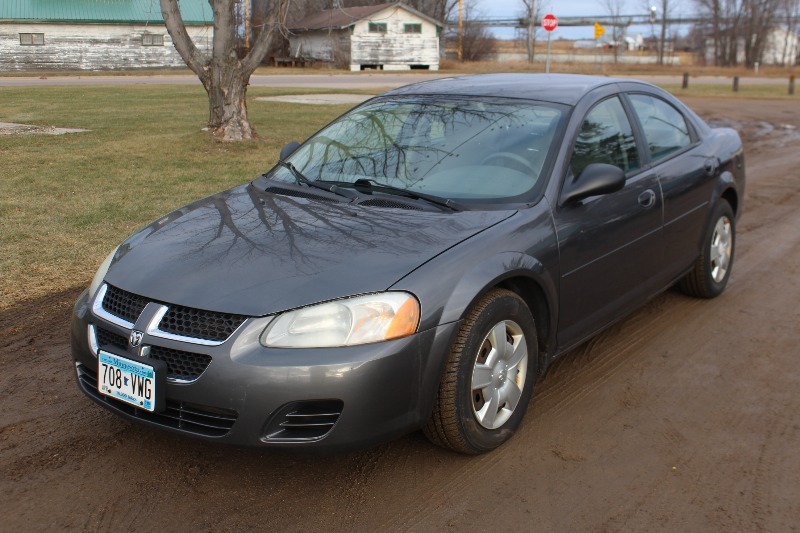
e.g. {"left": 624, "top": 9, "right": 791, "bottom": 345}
{"left": 350, "top": 178, "right": 463, "bottom": 211}
{"left": 276, "top": 160, "right": 358, "bottom": 200}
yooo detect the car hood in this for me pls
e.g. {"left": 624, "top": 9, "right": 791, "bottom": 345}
{"left": 105, "top": 182, "right": 515, "bottom": 317}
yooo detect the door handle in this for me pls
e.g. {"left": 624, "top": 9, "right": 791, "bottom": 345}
{"left": 638, "top": 189, "right": 656, "bottom": 209}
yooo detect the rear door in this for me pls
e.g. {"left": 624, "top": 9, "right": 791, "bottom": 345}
{"left": 553, "top": 95, "right": 664, "bottom": 347}
{"left": 626, "top": 93, "right": 715, "bottom": 279}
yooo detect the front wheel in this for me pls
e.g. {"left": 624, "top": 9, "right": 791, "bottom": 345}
{"left": 678, "top": 200, "right": 736, "bottom": 298}
{"left": 423, "top": 289, "right": 538, "bottom": 454}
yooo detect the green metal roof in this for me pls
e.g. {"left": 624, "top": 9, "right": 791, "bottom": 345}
{"left": 0, "top": 0, "right": 214, "bottom": 25}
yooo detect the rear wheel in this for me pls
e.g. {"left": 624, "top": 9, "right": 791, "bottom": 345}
{"left": 679, "top": 200, "right": 735, "bottom": 298}
{"left": 423, "top": 289, "right": 538, "bottom": 454}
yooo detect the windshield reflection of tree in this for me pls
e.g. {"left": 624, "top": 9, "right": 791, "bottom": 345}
{"left": 297, "top": 99, "right": 556, "bottom": 190}
{"left": 133, "top": 185, "right": 461, "bottom": 275}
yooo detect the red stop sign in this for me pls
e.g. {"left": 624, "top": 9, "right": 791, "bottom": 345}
{"left": 542, "top": 13, "right": 558, "bottom": 32}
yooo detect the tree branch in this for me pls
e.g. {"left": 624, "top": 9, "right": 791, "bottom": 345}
{"left": 241, "top": 0, "right": 289, "bottom": 77}
{"left": 160, "top": 0, "right": 209, "bottom": 80}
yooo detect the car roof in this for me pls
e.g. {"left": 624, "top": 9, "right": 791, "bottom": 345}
{"left": 385, "top": 73, "right": 646, "bottom": 105}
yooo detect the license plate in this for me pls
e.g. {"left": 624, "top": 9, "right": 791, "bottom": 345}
{"left": 98, "top": 351, "right": 157, "bottom": 412}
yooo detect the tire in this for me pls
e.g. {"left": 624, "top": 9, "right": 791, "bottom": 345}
{"left": 423, "top": 288, "right": 538, "bottom": 454}
{"left": 678, "top": 200, "right": 736, "bottom": 298}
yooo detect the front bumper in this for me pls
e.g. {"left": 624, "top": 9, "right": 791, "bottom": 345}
{"left": 70, "top": 289, "right": 457, "bottom": 451}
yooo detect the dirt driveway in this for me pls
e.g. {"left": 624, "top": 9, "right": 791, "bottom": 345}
{"left": 1, "top": 97, "right": 799, "bottom": 532}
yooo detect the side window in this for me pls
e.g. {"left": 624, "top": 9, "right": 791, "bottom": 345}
{"left": 20, "top": 33, "right": 45, "bottom": 45}
{"left": 570, "top": 96, "right": 639, "bottom": 178}
{"left": 629, "top": 94, "right": 691, "bottom": 162}
{"left": 142, "top": 34, "right": 165, "bottom": 46}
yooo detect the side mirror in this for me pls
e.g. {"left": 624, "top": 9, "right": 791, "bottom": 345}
{"left": 279, "top": 141, "right": 301, "bottom": 161}
{"left": 561, "top": 163, "right": 626, "bottom": 205}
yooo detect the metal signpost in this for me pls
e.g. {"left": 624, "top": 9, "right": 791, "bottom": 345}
{"left": 542, "top": 13, "right": 558, "bottom": 74}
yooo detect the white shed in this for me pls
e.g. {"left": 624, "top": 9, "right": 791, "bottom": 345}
{"left": 0, "top": 0, "right": 212, "bottom": 71}
{"left": 289, "top": 2, "right": 441, "bottom": 71}
{"left": 703, "top": 28, "right": 800, "bottom": 66}
{"left": 761, "top": 27, "right": 800, "bottom": 65}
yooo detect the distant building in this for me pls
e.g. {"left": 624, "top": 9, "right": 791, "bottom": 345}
{"left": 760, "top": 27, "right": 800, "bottom": 65}
{"left": 0, "top": 0, "right": 213, "bottom": 71}
{"left": 703, "top": 27, "right": 800, "bottom": 66}
{"left": 289, "top": 2, "right": 441, "bottom": 71}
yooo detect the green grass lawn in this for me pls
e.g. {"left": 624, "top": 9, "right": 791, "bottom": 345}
{"left": 0, "top": 85, "right": 356, "bottom": 309}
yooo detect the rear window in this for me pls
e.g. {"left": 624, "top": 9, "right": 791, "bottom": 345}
{"left": 629, "top": 94, "right": 691, "bottom": 161}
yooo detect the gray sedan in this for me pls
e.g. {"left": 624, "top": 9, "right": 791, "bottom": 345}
{"left": 70, "top": 74, "right": 744, "bottom": 453}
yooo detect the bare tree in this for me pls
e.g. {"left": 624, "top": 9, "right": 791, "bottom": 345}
{"left": 445, "top": 2, "right": 496, "bottom": 61}
{"left": 404, "top": 0, "right": 461, "bottom": 53}
{"left": 603, "top": 0, "right": 628, "bottom": 63}
{"left": 783, "top": 0, "right": 800, "bottom": 65}
{"left": 520, "top": 0, "right": 540, "bottom": 63}
{"left": 742, "top": 0, "right": 783, "bottom": 66}
{"left": 160, "top": 0, "right": 288, "bottom": 141}
{"left": 457, "top": 20, "right": 497, "bottom": 60}
{"left": 642, "top": 0, "right": 678, "bottom": 64}
{"left": 694, "top": 0, "right": 738, "bottom": 65}
{"left": 695, "top": 0, "right": 785, "bottom": 67}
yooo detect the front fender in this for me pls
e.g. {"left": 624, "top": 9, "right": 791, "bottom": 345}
{"left": 391, "top": 205, "right": 560, "bottom": 353}
{"left": 436, "top": 251, "right": 557, "bottom": 338}
{"left": 392, "top": 249, "right": 559, "bottom": 421}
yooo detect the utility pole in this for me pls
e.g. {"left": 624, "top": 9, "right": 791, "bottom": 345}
{"left": 458, "top": 0, "right": 463, "bottom": 60}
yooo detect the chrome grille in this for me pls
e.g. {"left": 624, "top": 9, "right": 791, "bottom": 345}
{"left": 102, "top": 285, "right": 148, "bottom": 324}
{"left": 97, "top": 284, "right": 248, "bottom": 343}
{"left": 158, "top": 306, "right": 246, "bottom": 343}
{"left": 76, "top": 363, "right": 237, "bottom": 437}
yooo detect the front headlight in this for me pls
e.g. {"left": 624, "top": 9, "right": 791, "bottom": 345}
{"left": 88, "top": 246, "right": 119, "bottom": 300}
{"left": 260, "top": 292, "right": 420, "bottom": 348}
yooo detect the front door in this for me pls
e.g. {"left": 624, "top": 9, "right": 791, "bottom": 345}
{"left": 554, "top": 95, "right": 664, "bottom": 348}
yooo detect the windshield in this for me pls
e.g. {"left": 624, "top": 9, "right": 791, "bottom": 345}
{"left": 267, "top": 96, "right": 565, "bottom": 203}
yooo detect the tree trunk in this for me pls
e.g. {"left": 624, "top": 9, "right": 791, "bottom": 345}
{"left": 526, "top": 22, "right": 535, "bottom": 63}
{"left": 712, "top": 0, "right": 722, "bottom": 66}
{"left": 161, "top": 0, "right": 286, "bottom": 141}
{"left": 658, "top": 0, "right": 668, "bottom": 65}
{"left": 524, "top": 0, "right": 536, "bottom": 64}
{"left": 205, "top": 60, "right": 253, "bottom": 140}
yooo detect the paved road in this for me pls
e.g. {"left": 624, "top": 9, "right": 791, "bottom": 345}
{"left": 0, "top": 73, "right": 443, "bottom": 89}
{"left": 0, "top": 72, "right": 791, "bottom": 89}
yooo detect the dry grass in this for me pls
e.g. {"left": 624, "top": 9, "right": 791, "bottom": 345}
{"left": 0, "top": 85, "right": 354, "bottom": 309}
{"left": 1, "top": 78, "right": 795, "bottom": 309}
{"left": 439, "top": 57, "right": 799, "bottom": 79}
